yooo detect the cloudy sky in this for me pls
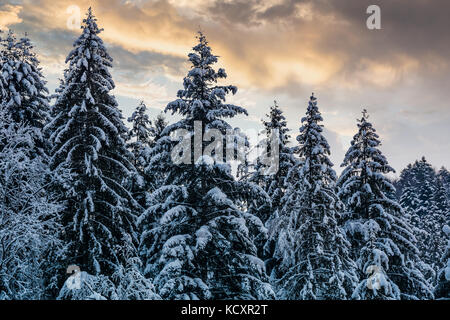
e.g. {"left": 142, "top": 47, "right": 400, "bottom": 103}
{"left": 1, "top": 0, "right": 449, "bottom": 175}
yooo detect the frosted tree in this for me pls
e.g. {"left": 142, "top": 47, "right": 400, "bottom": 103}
{"left": 337, "top": 110, "right": 432, "bottom": 300}
{"left": 428, "top": 175, "right": 450, "bottom": 272}
{"left": 414, "top": 158, "right": 437, "bottom": 217}
{"left": 150, "top": 112, "right": 167, "bottom": 148}
{"left": 247, "top": 101, "right": 297, "bottom": 273}
{"left": 45, "top": 9, "right": 143, "bottom": 287}
{"left": 0, "top": 30, "right": 50, "bottom": 155}
{"left": 434, "top": 225, "right": 449, "bottom": 299}
{"left": 399, "top": 179, "right": 420, "bottom": 217}
{"left": 0, "top": 108, "right": 64, "bottom": 300}
{"left": 397, "top": 158, "right": 446, "bottom": 277}
{"left": 249, "top": 101, "right": 296, "bottom": 224}
{"left": 437, "top": 167, "right": 450, "bottom": 199}
{"left": 127, "top": 101, "right": 154, "bottom": 171}
{"left": 126, "top": 101, "right": 154, "bottom": 206}
{"left": 139, "top": 32, "right": 274, "bottom": 300}
{"left": 270, "top": 94, "right": 358, "bottom": 300}
{"left": 437, "top": 167, "right": 450, "bottom": 201}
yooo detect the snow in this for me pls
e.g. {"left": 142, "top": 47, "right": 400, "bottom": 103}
{"left": 0, "top": 9, "right": 447, "bottom": 301}
{"left": 443, "top": 225, "right": 450, "bottom": 235}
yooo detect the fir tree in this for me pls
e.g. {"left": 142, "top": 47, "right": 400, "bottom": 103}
{"left": 45, "top": 9, "right": 142, "bottom": 289}
{"left": 434, "top": 225, "right": 449, "bottom": 299}
{"left": 126, "top": 101, "right": 154, "bottom": 206}
{"left": 398, "top": 158, "right": 446, "bottom": 276}
{"left": 270, "top": 94, "right": 358, "bottom": 300}
{"left": 0, "top": 108, "right": 64, "bottom": 299}
{"left": 127, "top": 101, "right": 154, "bottom": 171}
{"left": 249, "top": 101, "right": 296, "bottom": 224}
{"left": 139, "top": 32, "right": 274, "bottom": 300}
{"left": 247, "top": 101, "right": 297, "bottom": 274}
{"left": 337, "top": 110, "right": 432, "bottom": 300}
{"left": 150, "top": 112, "right": 168, "bottom": 148}
{"left": 437, "top": 167, "right": 450, "bottom": 200}
{"left": 0, "top": 30, "right": 49, "bottom": 155}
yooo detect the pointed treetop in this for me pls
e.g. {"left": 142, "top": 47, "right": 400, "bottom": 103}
{"left": 361, "top": 108, "right": 369, "bottom": 120}
{"left": 81, "top": 7, "right": 102, "bottom": 34}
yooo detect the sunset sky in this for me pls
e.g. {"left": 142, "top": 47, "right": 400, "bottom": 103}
{"left": 1, "top": 0, "right": 449, "bottom": 175}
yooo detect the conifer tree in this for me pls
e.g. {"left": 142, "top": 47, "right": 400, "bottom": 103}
{"left": 139, "top": 32, "right": 274, "bottom": 300}
{"left": 247, "top": 101, "right": 297, "bottom": 273}
{"left": 270, "top": 94, "right": 357, "bottom": 300}
{"left": 434, "top": 225, "right": 449, "bottom": 299}
{"left": 249, "top": 101, "right": 296, "bottom": 224}
{"left": 437, "top": 167, "right": 450, "bottom": 199}
{"left": 126, "top": 101, "right": 154, "bottom": 206}
{"left": 0, "top": 30, "right": 49, "bottom": 155}
{"left": 0, "top": 108, "right": 63, "bottom": 299}
{"left": 398, "top": 159, "right": 446, "bottom": 276}
{"left": 127, "top": 101, "right": 154, "bottom": 171}
{"left": 45, "top": 9, "right": 142, "bottom": 290}
{"left": 429, "top": 174, "right": 450, "bottom": 273}
{"left": 150, "top": 113, "right": 168, "bottom": 148}
{"left": 338, "top": 110, "right": 432, "bottom": 300}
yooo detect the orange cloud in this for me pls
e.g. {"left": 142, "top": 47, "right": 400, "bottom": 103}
{"left": 0, "top": 4, "right": 23, "bottom": 29}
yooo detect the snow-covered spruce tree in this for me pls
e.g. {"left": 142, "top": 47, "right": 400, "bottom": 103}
{"left": 269, "top": 94, "right": 357, "bottom": 300}
{"left": 126, "top": 101, "right": 154, "bottom": 206}
{"left": 247, "top": 101, "right": 297, "bottom": 273}
{"left": 249, "top": 101, "right": 296, "bottom": 224}
{"left": 45, "top": 9, "right": 151, "bottom": 298}
{"left": 427, "top": 175, "right": 450, "bottom": 272}
{"left": 413, "top": 158, "right": 437, "bottom": 218}
{"left": 0, "top": 108, "right": 64, "bottom": 300}
{"left": 437, "top": 167, "right": 450, "bottom": 201}
{"left": 139, "top": 32, "right": 274, "bottom": 300}
{"left": 127, "top": 101, "right": 154, "bottom": 171}
{"left": 434, "top": 225, "right": 449, "bottom": 299}
{"left": 397, "top": 158, "right": 445, "bottom": 276}
{"left": 437, "top": 167, "right": 450, "bottom": 199}
{"left": 0, "top": 30, "right": 50, "bottom": 155}
{"left": 337, "top": 110, "right": 432, "bottom": 300}
{"left": 398, "top": 178, "right": 434, "bottom": 280}
{"left": 149, "top": 112, "right": 168, "bottom": 148}
{"left": 138, "top": 112, "right": 169, "bottom": 202}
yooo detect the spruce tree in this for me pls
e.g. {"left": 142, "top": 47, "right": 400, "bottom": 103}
{"left": 247, "top": 101, "right": 297, "bottom": 274}
{"left": 150, "top": 112, "right": 167, "bottom": 148}
{"left": 437, "top": 167, "right": 450, "bottom": 199}
{"left": 139, "top": 32, "right": 274, "bottom": 300}
{"left": 45, "top": 9, "right": 142, "bottom": 290}
{"left": 398, "top": 158, "right": 446, "bottom": 277}
{"left": 0, "top": 107, "right": 64, "bottom": 299}
{"left": 437, "top": 167, "right": 450, "bottom": 203}
{"left": 270, "top": 94, "right": 357, "bottom": 300}
{"left": 249, "top": 101, "right": 296, "bottom": 224}
{"left": 434, "top": 225, "right": 449, "bottom": 299}
{"left": 126, "top": 101, "right": 154, "bottom": 206}
{"left": 0, "top": 30, "right": 49, "bottom": 155}
{"left": 430, "top": 174, "right": 450, "bottom": 274}
{"left": 338, "top": 110, "right": 432, "bottom": 300}
{"left": 127, "top": 101, "right": 154, "bottom": 171}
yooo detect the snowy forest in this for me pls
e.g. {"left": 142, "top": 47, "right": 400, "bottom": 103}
{"left": 0, "top": 8, "right": 448, "bottom": 300}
